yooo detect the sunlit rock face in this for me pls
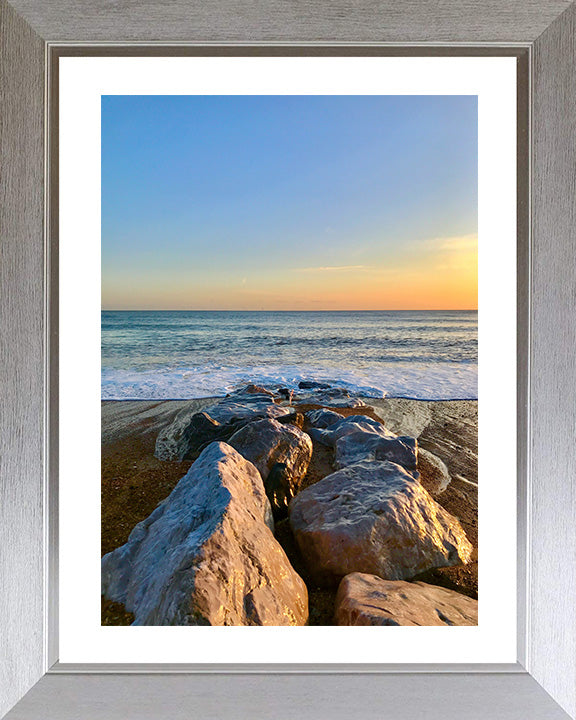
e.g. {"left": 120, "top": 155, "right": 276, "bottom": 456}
{"left": 155, "top": 410, "right": 242, "bottom": 462}
{"left": 417, "top": 448, "right": 451, "bottom": 496}
{"left": 307, "top": 412, "right": 418, "bottom": 472}
{"left": 289, "top": 460, "right": 473, "bottom": 586}
{"left": 306, "top": 408, "right": 343, "bottom": 429}
{"left": 334, "top": 573, "right": 478, "bottom": 626}
{"left": 308, "top": 414, "right": 394, "bottom": 447}
{"left": 206, "top": 393, "right": 290, "bottom": 424}
{"left": 228, "top": 418, "right": 313, "bottom": 485}
{"left": 228, "top": 418, "right": 313, "bottom": 518}
{"left": 334, "top": 431, "right": 417, "bottom": 471}
{"left": 102, "top": 442, "right": 308, "bottom": 626}
{"left": 228, "top": 418, "right": 313, "bottom": 517}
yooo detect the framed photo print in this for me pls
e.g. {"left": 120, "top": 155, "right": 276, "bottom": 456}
{"left": 59, "top": 53, "right": 514, "bottom": 665}
{"left": 1, "top": 3, "right": 575, "bottom": 719}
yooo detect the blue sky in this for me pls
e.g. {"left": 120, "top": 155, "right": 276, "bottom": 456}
{"left": 102, "top": 95, "right": 477, "bottom": 310}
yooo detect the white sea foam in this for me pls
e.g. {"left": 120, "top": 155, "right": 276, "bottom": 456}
{"left": 101, "top": 362, "right": 478, "bottom": 401}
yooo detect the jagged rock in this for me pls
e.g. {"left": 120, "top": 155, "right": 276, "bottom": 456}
{"left": 308, "top": 414, "right": 393, "bottom": 447}
{"left": 102, "top": 442, "right": 308, "bottom": 626}
{"left": 228, "top": 418, "right": 312, "bottom": 487}
{"left": 227, "top": 417, "right": 312, "bottom": 516}
{"left": 417, "top": 448, "right": 451, "bottom": 495}
{"left": 299, "top": 380, "right": 332, "bottom": 390}
{"left": 307, "top": 413, "right": 417, "bottom": 473}
{"left": 306, "top": 408, "right": 343, "bottom": 429}
{"left": 334, "top": 431, "right": 417, "bottom": 471}
{"left": 154, "top": 406, "right": 207, "bottom": 461}
{"left": 156, "top": 410, "right": 244, "bottom": 461}
{"left": 289, "top": 460, "right": 473, "bottom": 585}
{"left": 334, "top": 573, "right": 478, "bottom": 626}
{"left": 155, "top": 393, "right": 290, "bottom": 461}
{"left": 208, "top": 391, "right": 289, "bottom": 424}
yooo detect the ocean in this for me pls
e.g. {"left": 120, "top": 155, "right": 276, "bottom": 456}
{"left": 101, "top": 310, "right": 478, "bottom": 401}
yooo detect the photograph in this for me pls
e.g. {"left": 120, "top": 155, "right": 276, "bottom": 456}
{"left": 100, "top": 94, "right": 479, "bottom": 627}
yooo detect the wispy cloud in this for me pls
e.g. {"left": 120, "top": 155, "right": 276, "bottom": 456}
{"left": 296, "top": 265, "right": 369, "bottom": 273}
{"left": 425, "top": 234, "right": 478, "bottom": 273}
{"left": 437, "top": 234, "right": 478, "bottom": 252}
{"left": 415, "top": 233, "right": 478, "bottom": 253}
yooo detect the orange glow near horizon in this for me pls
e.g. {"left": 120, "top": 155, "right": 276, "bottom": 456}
{"left": 102, "top": 234, "right": 478, "bottom": 312}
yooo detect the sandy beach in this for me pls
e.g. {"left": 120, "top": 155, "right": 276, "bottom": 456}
{"left": 102, "top": 395, "right": 478, "bottom": 625}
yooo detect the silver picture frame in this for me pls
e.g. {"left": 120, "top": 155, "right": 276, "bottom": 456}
{"left": 1, "top": 1, "right": 575, "bottom": 718}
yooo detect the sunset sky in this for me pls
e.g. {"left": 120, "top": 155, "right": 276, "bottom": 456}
{"left": 102, "top": 95, "right": 477, "bottom": 310}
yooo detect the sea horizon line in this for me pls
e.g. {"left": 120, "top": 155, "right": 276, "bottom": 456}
{"left": 101, "top": 308, "right": 479, "bottom": 313}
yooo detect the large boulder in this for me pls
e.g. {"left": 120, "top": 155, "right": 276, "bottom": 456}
{"left": 306, "top": 412, "right": 417, "bottom": 473}
{"left": 334, "top": 431, "right": 417, "bottom": 471}
{"left": 102, "top": 442, "right": 308, "bottom": 626}
{"left": 155, "top": 391, "right": 290, "bottom": 461}
{"left": 228, "top": 418, "right": 312, "bottom": 484}
{"left": 417, "top": 448, "right": 451, "bottom": 495}
{"left": 207, "top": 391, "right": 289, "bottom": 424}
{"left": 289, "top": 460, "right": 473, "bottom": 585}
{"left": 334, "top": 573, "right": 478, "bottom": 626}
{"left": 308, "top": 414, "right": 393, "bottom": 447}
{"left": 306, "top": 408, "right": 343, "bottom": 429}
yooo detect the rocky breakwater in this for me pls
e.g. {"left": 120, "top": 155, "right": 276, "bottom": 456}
{"left": 306, "top": 409, "right": 451, "bottom": 496}
{"left": 153, "top": 385, "right": 314, "bottom": 517}
{"left": 102, "top": 383, "right": 477, "bottom": 626}
{"left": 288, "top": 403, "right": 476, "bottom": 623}
{"left": 101, "top": 441, "right": 308, "bottom": 626}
